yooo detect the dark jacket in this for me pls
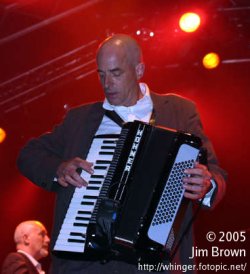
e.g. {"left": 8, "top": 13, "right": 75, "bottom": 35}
{"left": 1, "top": 252, "right": 39, "bottom": 274}
{"left": 17, "top": 92, "right": 227, "bottom": 273}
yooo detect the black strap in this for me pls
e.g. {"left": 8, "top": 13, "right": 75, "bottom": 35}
{"left": 105, "top": 110, "right": 125, "bottom": 127}
{"left": 149, "top": 108, "right": 156, "bottom": 125}
{"left": 105, "top": 109, "right": 156, "bottom": 127}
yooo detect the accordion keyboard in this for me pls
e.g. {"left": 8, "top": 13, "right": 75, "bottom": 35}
{"left": 53, "top": 136, "right": 119, "bottom": 253}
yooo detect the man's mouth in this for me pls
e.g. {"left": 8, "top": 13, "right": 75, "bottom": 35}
{"left": 107, "top": 92, "right": 117, "bottom": 99}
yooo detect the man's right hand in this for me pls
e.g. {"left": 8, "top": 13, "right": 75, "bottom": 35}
{"left": 56, "top": 157, "right": 94, "bottom": 188}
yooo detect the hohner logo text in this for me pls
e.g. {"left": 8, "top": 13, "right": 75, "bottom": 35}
{"left": 124, "top": 127, "right": 144, "bottom": 172}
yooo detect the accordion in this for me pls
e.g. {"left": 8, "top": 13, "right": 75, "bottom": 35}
{"left": 53, "top": 121, "right": 201, "bottom": 262}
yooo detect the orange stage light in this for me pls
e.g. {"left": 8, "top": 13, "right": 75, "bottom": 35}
{"left": 0, "top": 128, "right": 7, "bottom": 143}
{"left": 202, "top": 52, "right": 220, "bottom": 69}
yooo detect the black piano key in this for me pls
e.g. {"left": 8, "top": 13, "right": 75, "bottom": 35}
{"left": 94, "top": 134, "right": 119, "bottom": 139}
{"left": 68, "top": 239, "right": 85, "bottom": 243}
{"left": 96, "top": 160, "right": 112, "bottom": 164}
{"left": 86, "top": 186, "right": 100, "bottom": 190}
{"left": 70, "top": 232, "right": 86, "bottom": 237}
{"left": 81, "top": 201, "right": 95, "bottom": 205}
{"left": 77, "top": 211, "right": 91, "bottom": 215}
{"left": 91, "top": 175, "right": 105, "bottom": 179}
{"left": 94, "top": 166, "right": 107, "bottom": 170}
{"left": 101, "top": 146, "right": 116, "bottom": 150}
{"left": 88, "top": 180, "right": 102, "bottom": 185}
{"left": 103, "top": 140, "right": 117, "bottom": 144}
{"left": 83, "top": 195, "right": 98, "bottom": 199}
{"left": 73, "top": 223, "right": 88, "bottom": 227}
{"left": 99, "top": 151, "right": 114, "bottom": 155}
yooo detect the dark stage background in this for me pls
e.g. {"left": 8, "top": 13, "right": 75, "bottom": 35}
{"left": 0, "top": 1, "right": 249, "bottom": 273}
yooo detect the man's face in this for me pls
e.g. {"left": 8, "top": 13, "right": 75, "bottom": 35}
{"left": 28, "top": 224, "right": 50, "bottom": 260}
{"left": 97, "top": 46, "right": 141, "bottom": 107}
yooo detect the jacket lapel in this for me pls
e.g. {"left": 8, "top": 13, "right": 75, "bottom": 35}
{"left": 151, "top": 92, "right": 171, "bottom": 127}
{"left": 71, "top": 103, "right": 105, "bottom": 159}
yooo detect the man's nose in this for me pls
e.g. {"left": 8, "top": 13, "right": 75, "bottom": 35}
{"left": 104, "top": 74, "right": 112, "bottom": 88}
{"left": 45, "top": 235, "right": 50, "bottom": 243}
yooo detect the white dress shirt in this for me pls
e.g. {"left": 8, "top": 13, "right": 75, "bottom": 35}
{"left": 96, "top": 83, "right": 153, "bottom": 135}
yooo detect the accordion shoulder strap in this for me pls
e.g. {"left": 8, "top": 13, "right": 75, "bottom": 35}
{"left": 105, "top": 108, "right": 156, "bottom": 127}
{"left": 105, "top": 110, "right": 125, "bottom": 127}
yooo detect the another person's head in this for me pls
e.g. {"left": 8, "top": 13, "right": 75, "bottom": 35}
{"left": 14, "top": 220, "right": 50, "bottom": 261}
{"left": 96, "top": 34, "right": 145, "bottom": 107}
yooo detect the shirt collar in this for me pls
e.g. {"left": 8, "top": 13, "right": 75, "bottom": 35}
{"left": 17, "top": 250, "right": 40, "bottom": 270}
{"left": 103, "top": 82, "right": 152, "bottom": 112}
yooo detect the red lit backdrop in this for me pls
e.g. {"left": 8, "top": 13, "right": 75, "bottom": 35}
{"left": 0, "top": 1, "right": 249, "bottom": 272}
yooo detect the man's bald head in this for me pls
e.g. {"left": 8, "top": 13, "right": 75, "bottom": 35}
{"left": 96, "top": 33, "right": 145, "bottom": 106}
{"left": 14, "top": 220, "right": 50, "bottom": 260}
{"left": 14, "top": 220, "right": 43, "bottom": 244}
{"left": 97, "top": 34, "right": 143, "bottom": 66}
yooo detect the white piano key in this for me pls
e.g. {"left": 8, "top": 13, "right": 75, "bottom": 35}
{"left": 65, "top": 209, "right": 91, "bottom": 217}
{"left": 63, "top": 217, "right": 89, "bottom": 224}
{"left": 70, "top": 196, "right": 95, "bottom": 202}
{"left": 54, "top": 245, "right": 84, "bottom": 253}
{"left": 92, "top": 170, "right": 108, "bottom": 176}
{"left": 81, "top": 198, "right": 97, "bottom": 204}
{"left": 64, "top": 215, "right": 91, "bottom": 223}
{"left": 57, "top": 233, "right": 86, "bottom": 240}
{"left": 71, "top": 191, "right": 87, "bottom": 198}
{"left": 83, "top": 189, "right": 101, "bottom": 196}
{"left": 66, "top": 208, "right": 92, "bottom": 215}
{"left": 85, "top": 185, "right": 101, "bottom": 190}
{"left": 54, "top": 240, "right": 85, "bottom": 250}
{"left": 58, "top": 226, "right": 87, "bottom": 234}
{"left": 65, "top": 205, "right": 94, "bottom": 213}
{"left": 60, "top": 223, "right": 88, "bottom": 229}
{"left": 54, "top": 246, "right": 85, "bottom": 252}
{"left": 56, "top": 234, "right": 86, "bottom": 244}
{"left": 57, "top": 233, "right": 78, "bottom": 241}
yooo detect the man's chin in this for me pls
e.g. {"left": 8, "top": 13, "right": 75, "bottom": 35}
{"left": 41, "top": 249, "right": 49, "bottom": 258}
{"left": 107, "top": 98, "right": 120, "bottom": 106}
{"left": 106, "top": 93, "right": 120, "bottom": 105}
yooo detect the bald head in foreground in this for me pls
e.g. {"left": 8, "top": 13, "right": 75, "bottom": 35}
{"left": 1, "top": 220, "right": 50, "bottom": 274}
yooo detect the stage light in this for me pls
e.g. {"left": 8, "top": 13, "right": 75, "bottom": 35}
{"left": 135, "top": 28, "right": 154, "bottom": 41}
{"left": 136, "top": 30, "right": 141, "bottom": 36}
{"left": 202, "top": 52, "right": 220, "bottom": 69}
{"left": 179, "top": 12, "right": 201, "bottom": 33}
{"left": 0, "top": 128, "right": 7, "bottom": 143}
{"left": 149, "top": 31, "right": 154, "bottom": 37}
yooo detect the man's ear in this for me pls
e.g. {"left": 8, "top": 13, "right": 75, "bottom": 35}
{"left": 23, "top": 234, "right": 30, "bottom": 246}
{"left": 135, "top": 63, "right": 145, "bottom": 80}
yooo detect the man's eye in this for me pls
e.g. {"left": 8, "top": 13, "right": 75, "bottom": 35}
{"left": 112, "top": 71, "right": 122, "bottom": 77}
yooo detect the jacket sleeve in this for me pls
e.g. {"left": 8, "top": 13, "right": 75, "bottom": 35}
{"left": 1, "top": 253, "right": 37, "bottom": 274}
{"left": 180, "top": 99, "right": 227, "bottom": 208}
{"left": 17, "top": 111, "right": 73, "bottom": 192}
